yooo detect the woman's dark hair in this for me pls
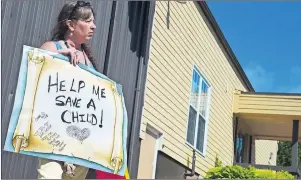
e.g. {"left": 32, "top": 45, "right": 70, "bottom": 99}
{"left": 51, "top": 1, "right": 97, "bottom": 69}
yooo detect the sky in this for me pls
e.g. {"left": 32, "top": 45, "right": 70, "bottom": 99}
{"left": 207, "top": 2, "right": 301, "bottom": 93}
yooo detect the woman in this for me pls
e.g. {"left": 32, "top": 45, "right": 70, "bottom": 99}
{"left": 40, "top": 1, "right": 96, "bottom": 69}
{"left": 38, "top": 1, "right": 97, "bottom": 179}
{"left": 38, "top": 1, "right": 127, "bottom": 179}
{"left": 39, "top": 1, "right": 128, "bottom": 179}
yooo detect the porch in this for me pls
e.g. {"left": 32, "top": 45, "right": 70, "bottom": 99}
{"left": 233, "top": 91, "right": 301, "bottom": 177}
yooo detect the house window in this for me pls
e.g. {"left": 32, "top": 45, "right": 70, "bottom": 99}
{"left": 186, "top": 67, "right": 210, "bottom": 154}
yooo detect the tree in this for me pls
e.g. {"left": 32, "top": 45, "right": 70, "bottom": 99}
{"left": 277, "top": 141, "right": 301, "bottom": 167}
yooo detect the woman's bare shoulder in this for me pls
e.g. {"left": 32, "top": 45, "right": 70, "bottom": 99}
{"left": 40, "top": 41, "right": 57, "bottom": 52}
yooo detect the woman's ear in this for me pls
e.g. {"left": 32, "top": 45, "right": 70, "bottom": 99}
{"left": 66, "top": 20, "right": 75, "bottom": 32}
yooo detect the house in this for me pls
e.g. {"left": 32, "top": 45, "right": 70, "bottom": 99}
{"left": 136, "top": 1, "right": 300, "bottom": 179}
{"left": 1, "top": 1, "right": 300, "bottom": 179}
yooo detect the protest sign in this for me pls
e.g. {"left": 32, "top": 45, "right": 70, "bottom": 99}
{"left": 4, "top": 45, "right": 128, "bottom": 176}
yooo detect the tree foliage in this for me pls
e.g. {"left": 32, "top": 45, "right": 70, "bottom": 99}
{"left": 277, "top": 141, "right": 301, "bottom": 167}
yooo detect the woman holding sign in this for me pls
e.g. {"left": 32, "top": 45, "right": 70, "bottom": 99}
{"left": 40, "top": 1, "right": 96, "bottom": 68}
{"left": 39, "top": 1, "right": 126, "bottom": 179}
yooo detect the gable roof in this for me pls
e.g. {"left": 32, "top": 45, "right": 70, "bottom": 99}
{"left": 197, "top": 1, "right": 255, "bottom": 92}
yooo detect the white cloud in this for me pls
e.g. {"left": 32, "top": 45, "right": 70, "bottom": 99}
{"left": 245, "top": 64, "right": 275, "bottom": 92}
{"left": 288, "top": 66, "right": 301, "bottom": 93}
{"left": 288, "top": 85, "right": 301, "bottom": 93}
{"left": 244, "top": 63, "right": 301, "bottom": 93}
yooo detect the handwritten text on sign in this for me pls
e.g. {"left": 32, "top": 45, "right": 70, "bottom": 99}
{"left": 4, "top": 47, "right": 127, "bottom": 175}
{"left": 48, "top": 72, "right": 106, "bottom": 127}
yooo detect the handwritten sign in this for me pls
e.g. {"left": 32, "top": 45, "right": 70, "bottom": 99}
{"left": 4, "top": 46, "right": 128, "bottom": 176}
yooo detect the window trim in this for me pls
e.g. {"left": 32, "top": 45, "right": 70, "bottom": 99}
{"left": 185, "top": 65, "right": 211, "bottom": 156}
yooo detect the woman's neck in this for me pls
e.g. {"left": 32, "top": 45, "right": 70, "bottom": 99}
{"left": 64, "top": 37, "right": 82, "bottom": 50}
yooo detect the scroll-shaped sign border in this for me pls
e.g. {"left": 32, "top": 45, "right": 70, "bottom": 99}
{"left": 3, "top": 45, "right": 128, "bottom": 176}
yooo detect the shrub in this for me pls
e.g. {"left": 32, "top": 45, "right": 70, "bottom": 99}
{"left": 205, "top": 165, "right": 256, "bottom": 179}
{"left": 204, "top": 165, "right": 294, "bottom": 179}
{"left": 254, "top": 169, "right": 294, "bottom": 179}
{"left": 214, "top": 155, "right": 223, "bottom": 167}
{"left": 275, "top": 171, "right": 294, "bottom": 179}
{"left": 254, "top": 169, "right": 277, "bottom": 179}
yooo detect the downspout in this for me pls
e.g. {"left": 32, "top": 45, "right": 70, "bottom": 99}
{"left": 127, "top": 2, "right": 156, "bottom": 178}
{"left": 103, "top": 1, "right": 116, "bottom": 75}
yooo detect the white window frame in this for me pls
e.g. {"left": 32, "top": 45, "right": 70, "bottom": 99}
{"left": 185, "top": 65, "right": 211, "bottom": 156}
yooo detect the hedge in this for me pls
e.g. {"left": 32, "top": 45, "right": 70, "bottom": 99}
{"left": 204, "top": 165, "right": 294, "bottom": 179}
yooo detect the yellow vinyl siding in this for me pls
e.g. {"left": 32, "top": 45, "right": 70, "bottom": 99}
{"left": 140, "top": 1, "right": 250, "bottom": 177}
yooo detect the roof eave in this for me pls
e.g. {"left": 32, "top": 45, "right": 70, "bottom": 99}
{"left": 197, "top": 1, "right": 255, "bottom": 92}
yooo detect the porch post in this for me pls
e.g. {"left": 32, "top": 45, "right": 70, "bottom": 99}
{"left": 291, "top": 120, "right": 299, "bottom": 169}
{"left": 248, "top": 136, "right": 253, "bottom": 164}
{"left": 233, "top": 117, "right": 239, "bottom": 163}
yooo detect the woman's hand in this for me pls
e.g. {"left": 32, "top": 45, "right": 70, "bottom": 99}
{"left": 57, "top": 48, "right": 81, "bottom": 66}
{"left": 40, "top": 41, "right": 81, "bottom": 66}
{"left": 63, "top": 162, "right": 76, "bottom": 177}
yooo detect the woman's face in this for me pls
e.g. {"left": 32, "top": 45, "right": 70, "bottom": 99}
{"left": 70, "top": 12, "right": 96, "bottom": 44}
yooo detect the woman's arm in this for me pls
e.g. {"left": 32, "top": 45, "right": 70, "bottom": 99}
{"left": 40, "top": 41, "right": 58, "bottom": 52}
{"left": 40, "top": 41, "right": 79, "bottom": 66}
